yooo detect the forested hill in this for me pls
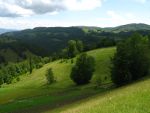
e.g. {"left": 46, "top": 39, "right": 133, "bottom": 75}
{"left": 102, "top": 23, "right": 150, "bottom": 32}
{"left": 77, "top": 23, "right": 150, "bottom": 32}
{"left": 0, "top": 23, "right": 150, "bottom": 64}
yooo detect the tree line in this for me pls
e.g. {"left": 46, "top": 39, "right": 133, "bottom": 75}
{"left": 0, "top": 56, "right": 51, "bottom": 85}
{"left": 2, "top": 32, "right": 150, "bottom": 87}
{"left": 111, "top": 33, "right": 150, "bottom": 86}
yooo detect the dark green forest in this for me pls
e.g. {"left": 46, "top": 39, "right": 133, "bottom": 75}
{"left": 1, "top": 23, "right": 150, "bottom": 65}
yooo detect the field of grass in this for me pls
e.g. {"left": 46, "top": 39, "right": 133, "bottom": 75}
{"left": 0, "top": 47, "right": 115, "bottom": 113}
{"left": 50, "top": 77, "right": 150, "bottom": 113}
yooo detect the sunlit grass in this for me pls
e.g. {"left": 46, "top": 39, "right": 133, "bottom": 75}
{"left": 0, "top": 47, "right": 115, "bottom": 112}
{"left": 49, "top": 77, "right": 150, "bottom": 113}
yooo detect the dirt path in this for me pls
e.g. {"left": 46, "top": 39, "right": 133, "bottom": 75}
{"left": 13, "top": 92, "right": 98, "bottom": 113}
{"left": 12, "top": 83, "right": 113, "bottom": 113}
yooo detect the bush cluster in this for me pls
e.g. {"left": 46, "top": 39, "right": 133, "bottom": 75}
{"left": 111, "top": 33, "right": 150, "bottom": 86}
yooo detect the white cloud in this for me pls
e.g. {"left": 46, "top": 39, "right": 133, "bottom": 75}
{"left": 0, "top": 0, "right": 34, "bottom": 17}
{"left": 0, "top": 17, "right": 88, "bottom": 29}
{"left": 15, "top": 0, "right": 65, "bottom": 14}
{"left": 63, "top": 0, "right": 101, "bottom": 11}
{"left": 96, "top": 10, "right": 150, "bottom": 27}
{"left": 0, "top": 10, "right": 149, "bottom": 29}
{"left": 0, "top": 0, "right": 103, "bottom": 17}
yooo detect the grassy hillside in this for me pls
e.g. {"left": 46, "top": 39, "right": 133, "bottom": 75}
{"left": 1, "top": 46, "right": 149, "bottom": 113}
{"left": 0, "top": 47, "right": 115, "bottom": 113}
{"left": 50, "top": 77, "right": 150, "bottom": 113}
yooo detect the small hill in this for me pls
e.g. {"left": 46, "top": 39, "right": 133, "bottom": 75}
{"left": 103, "top": 23, "right": 150, "bottom": 33}
{"left": 77, "top": 23, "right": 150, "bottom": 33}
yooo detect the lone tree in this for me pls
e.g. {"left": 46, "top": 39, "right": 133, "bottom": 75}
{"left": 111, "top": 33, "right": 150, "bottom": 86}
{"left": 67, "top": 40, "right": 79, "bottom": 58}
{"left": 70, "top": 53, "right": 95, "bottom": 85}
{"left": 45, "top": 68, "right": 55, "bottom": 84}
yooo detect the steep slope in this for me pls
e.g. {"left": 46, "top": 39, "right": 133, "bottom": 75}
{"left": 0, "top": 47, "right": 115, "bottom": 113}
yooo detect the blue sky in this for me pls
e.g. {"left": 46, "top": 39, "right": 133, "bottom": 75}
{"left": 0, "top": 0, "right": 149, "bottom": 29}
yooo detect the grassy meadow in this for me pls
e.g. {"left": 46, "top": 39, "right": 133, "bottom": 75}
{"left": 0, "top": 47, "right": 115, "bottom": 113}
{"left": 49, "top": 77, "right": 150, "bottom": 113}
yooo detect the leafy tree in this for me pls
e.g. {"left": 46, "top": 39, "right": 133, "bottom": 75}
{"left": 45, "top": 68, "right": 55, "bottom": 84}
{"left": 29, "top": 56, "right": 33, "bottom": 74}
{"left": 61, "top": 48, "right": 68, "bottom": 59}
{"left": 42, "top": 57, "right": 51, "bottom": 64}
{"left": 111, "top": 33, "right": 150, "bottom": 86}
{"left": 62, "top": 40, "right": 84, "bottom": 59}
{"left": 16, "top": 77, "right": 20, "bottom": 82}
{"left": 70, "top": 53, "right": 95, "bottom": 85}
{"left": 97, "top": 38, "right": 115, "bottom": 47}
{"left": 76, "top": 40, "right": 84, "bottom": 52}
{"left": 3, "top": 72, "right": 13, "bottom": 84}
{"left": 111, "top": 42, "right": 132, "bottom": 85}
{"left": 67, "top": 40, "right": 79, "bottom": 58}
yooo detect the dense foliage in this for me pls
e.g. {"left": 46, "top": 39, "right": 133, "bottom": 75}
{"left": 45, "top": 68, "right": 55, "bottom": 84}
{"left": 62, "top": 40, "right": 84, "bottom": 58}
{"left": 0, "top": 56, "right": 51, "bottom": 85}
{"left": 1, "top": 24, "right": 150, "bottom": 65}
{"left": 70, "top": 53, "right": 95, "bottom": 85}
{"left": 111, "top": 33, "right": 150, "bottom": 86}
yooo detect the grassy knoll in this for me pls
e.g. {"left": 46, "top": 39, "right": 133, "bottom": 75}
{"left": 0, "top": 47, "right": 115, "bottom": 113}
{"left": 49, "top": 77, "right": 150, "bottom": 113}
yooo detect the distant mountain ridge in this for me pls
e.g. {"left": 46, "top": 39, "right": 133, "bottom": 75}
{"left": 77, "top": 23, "right": 150, "bottom": 33}
{"left": 0, "top": 23, "right": 150, "bottom": 64}
{"left": 1, "top": 23, "right": 150, "bottom": 34}
{"left": 102, "top": 23, "right": 150, "bottom": 32}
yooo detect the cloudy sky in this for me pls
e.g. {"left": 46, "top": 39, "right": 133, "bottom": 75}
{"left": 0, "top": 0, "right": 149, "bottom": 29}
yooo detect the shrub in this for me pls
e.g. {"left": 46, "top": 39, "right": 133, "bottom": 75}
{"left": 71, "top": 59, "right": 74, "bottom": 64}
{"left": 16, "top": 77, "right": 20, "bottom": 82}
{"left": 70, "top": 53, "right": 95, "bottom": 85}
{"left": 45, "top": 68, "right": 55, "bottom": 84}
